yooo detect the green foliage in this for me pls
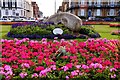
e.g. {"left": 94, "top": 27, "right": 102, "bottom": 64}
{"left": 79, "top": 25, "right": 96, "bottom": 35}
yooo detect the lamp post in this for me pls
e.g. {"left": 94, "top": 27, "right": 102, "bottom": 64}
{"left": 69, "top": 0, "right": 71, "bottom": 13}
{"left": 54, "top": 0, "right": 56, "bottom": 14}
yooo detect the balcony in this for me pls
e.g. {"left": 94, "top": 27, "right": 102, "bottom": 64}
{"left": 88, "top": 4, "right": 120, "bottom": 8}
{"left": 66, "top": 5, "right": 79, "bottom": 11}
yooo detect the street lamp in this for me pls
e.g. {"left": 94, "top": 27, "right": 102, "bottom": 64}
{"left": 54, "top": 0, "right": 56, "bottom": 14}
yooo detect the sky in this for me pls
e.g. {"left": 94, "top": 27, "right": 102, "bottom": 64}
{"left": 32, "top": 0, "right": 63, "bottom": 17}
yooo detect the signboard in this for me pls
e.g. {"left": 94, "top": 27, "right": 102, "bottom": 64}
{"left": 53, "top": 28, "right": 63, "bottom": 35}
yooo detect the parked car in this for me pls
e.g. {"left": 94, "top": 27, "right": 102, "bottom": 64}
{"left": 104, "top": 18, "right": 113, "bottom": 21}
{"left": 88, "top": 17, "right": 95, "bottom": 21}
{"left": 13, "top": 17, "right": 21, "bottom": 22}
{"left": 0, "top": 18, "right": 11, "bottom": 22}
{"left": 20, "top": 17, "right": 27, "bottom": 21}
{"left": 27, "top": 17, "right": 36, "bottom": 22}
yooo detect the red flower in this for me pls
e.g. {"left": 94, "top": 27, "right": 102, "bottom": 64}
{"left": 85, "top": 69, "right": 90, "bottom": 73}
{"left": 66, "top": 63, "right": 73, "bottom": 69}
{"left": 35, "top": 66, "right": 44, "bottom": 72}
{"left": 61, "top": 56, "right": 68, "bottom": 59}
{"left": 12, "top": 65, "right": 18, "bottom": 69}
{"left": 97, "top": 70, "right": 103, "bottom": 73}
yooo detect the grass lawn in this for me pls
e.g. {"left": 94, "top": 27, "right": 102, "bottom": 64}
{"left": 0, "top": 24, "right": 119, "bottom": 40}
{"left": 0, "top": 25, "right": 11, "bottom": 39}
{"left": 93, "top": 25, "right": 119, "bottom": 39}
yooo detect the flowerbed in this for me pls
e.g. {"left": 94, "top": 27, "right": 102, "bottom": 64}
{"left": 111, "top": 30, "right": 120, "bottom": 35}
{"left": 109, "top": 24, "right": 120, "bottom": 27}
{"left": 7, "top": 22, "right": 100, "bottom": 39}
{"left": 83, "top": 21, "right": 110, "bottom": 25}
{"left": 0, "top": 22, "right": 26, "bottom": 25}
{"left": 0, "top": 38, "right": 120, "bottom": 79}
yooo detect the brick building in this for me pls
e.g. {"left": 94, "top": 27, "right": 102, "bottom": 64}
{"left": 32, "top": 1, "right": 42, "bottom": 18}
{"left": 58, "top": 0, "right": 120, "bottom": 19}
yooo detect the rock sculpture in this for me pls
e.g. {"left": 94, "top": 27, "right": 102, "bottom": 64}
{"left": 45, "top": 12, "right": 82, "bottom": 31}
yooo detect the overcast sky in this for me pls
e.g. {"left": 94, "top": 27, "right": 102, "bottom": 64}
{"left": 32, "top": 0, "right": 63, "bottom": 17}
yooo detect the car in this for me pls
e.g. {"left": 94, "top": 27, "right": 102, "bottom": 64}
{"left": 88, "top": 17, "right": 95, "bottom": 21}
{"left": 104, "top": 18, "right": 113, "bottom": 21}
{"left": 0, "top": 18, "right": 11, "bottom": 22}
{"left": 13, "top": 18, "right": 21, "bottom": 22}
{"left": 20, "top": 17, "right": 27, "bottom": 21}
{"left": 27, "top": 17, "right": 36, "bottom": 22}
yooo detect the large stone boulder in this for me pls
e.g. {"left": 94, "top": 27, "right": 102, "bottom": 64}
{"left": 45, "top": 12, "right": 82, "bottom": 31}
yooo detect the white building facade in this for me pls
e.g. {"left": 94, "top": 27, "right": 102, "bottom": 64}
{"left": 0, "top": 0, "right": 33, "bottom": 18}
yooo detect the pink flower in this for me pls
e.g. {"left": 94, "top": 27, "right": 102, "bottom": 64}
{"left": 66, "top": 76, "right": 69, "bottom": 79}
{"left": 50, "top": 65, "right": 56, "bottom": 70}
{"left": 32, "top": 73, "right": 38, "bottom": 78}
{"left": 4, "top": 65, "right": 12, "bottom": 71}
{"left": 61, "top": 66, "right": 69, "bottom": 72}
{"left": 0, "top": 67, "right": 4, "bottom": 71}
{"left": 110, "top": 68, "right": 117, "bottom": 72}
{"left": 5, "top": 76, "right": 11, "bottom": 80}
{"left": 19, "top": 72, "right": 27, "bottom": 78}
{"left": 111, "top": 74, "right": 116, "bottom": 78}
{"left": 21, "top": 63, "right": 30, "bottom": 68}
{"left": 39, "top": 68, "right": 51, "bottom": 77}
{"left": 71, "top": 70, "right": 78, "bottom": 76}
{"left": 75, "top": 65, "right": 81, "bottom": 69}
{"left": 81, "top": 65, "right": 89, "bottom": 69}
{"left": 0, "top": 71, "right": 5, "bottom": 75}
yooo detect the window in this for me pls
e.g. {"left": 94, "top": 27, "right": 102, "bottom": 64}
{"left": 5, "top": 9, "right": 9, "bottom": 15}
{"left": 81, "top": 0, "right": 85, "bottom": 5}
{"left": 97, "top": 9, "right": 100, "bottom": 16}
{"left": 97, "top": 0, "right": 101, "bottom": 7}
{"left": 0, "top": 10, "right": 1, "bottom": 18}
{"left": 110, "top": 9, "right": 114, "bottom": 16}
{"left": 0, "top": 0, "right": 1, "bottom": 7}
{"left": 5, "top": 0, "right": 8, "bottom": 7}
{"left": 89, "top": 0, "right": 92, "bottom": 6}
{"left": 12, "top": 0, "right": 15, "bottom": 7}
{"left": 12, "top": 10, "right": 15, "bottom": 15}
{"left": 110, "top": 0, "right": 114, "bottom": 7}
{"left": 21, "top": 10, "right": 23, "bottom": 15}
{"left": 81, "top": 9, "right": 84, "bottom": 16}
{"left": 78, "top": 1, "right": 80, "bottom": 6}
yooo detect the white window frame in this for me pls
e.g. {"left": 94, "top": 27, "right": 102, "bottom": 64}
{"left": 5, "top": 0, "right": 8, "bottom": 7}
{"left": 97, "top": 9, "right": 100, "bottom": 16}
{"left": 110, "top": 0, "right": 114, "bottom": 7}
{"left": 12, "top": 0, "right": 15, "bottom": 7}
{"left": 21, "top": 10, "right": 23, "bottom": 15}
{"left": 12, "top": 10, "right": 15, "bottom": 15}
{"left": 97, "top": 0, "right": 101, "bottom": 7}
{"left": 89, "top": 0, "right": 92, "bottom": 6}
{"left": 81, "top": 0, "right": 85, "bottom": 5}
{"left": 5, "top": 9, "right": 9, "bottom": 15}
{"left": 110, "top": 9, "right": 114, "bottom": 16}
{"left": 81, "top": 9, "right": 84, "bottom": 16}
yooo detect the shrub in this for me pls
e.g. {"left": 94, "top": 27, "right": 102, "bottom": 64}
{"left": 8, "top": 22, "right": 101, "bottom": 39}
{"left": 79, "top": 25, "right": 100, "bottom": 38}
